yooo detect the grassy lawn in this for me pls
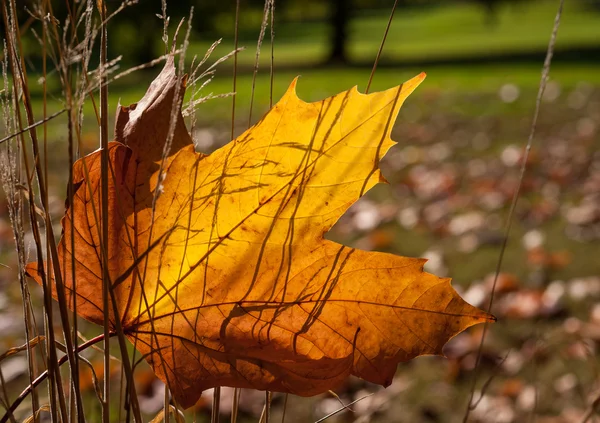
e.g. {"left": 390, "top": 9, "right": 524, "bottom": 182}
{"left": 350, "top": 0, "right": 600, "bottom": 60}
{"left": 26, "top": 0, "right": 600, "bottom": 130}
{"left": 194, "top": 63, "right": 600, "bottom": 121}
{"left": 30, "top": 62, "right": 600, "bottom": 137}
{"left": 188, "top": 0, "right": 600, "bottom": 66}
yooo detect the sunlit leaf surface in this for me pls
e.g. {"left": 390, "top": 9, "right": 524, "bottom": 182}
{"left": 27, "top": 58, "right": 493, "bottom": 408}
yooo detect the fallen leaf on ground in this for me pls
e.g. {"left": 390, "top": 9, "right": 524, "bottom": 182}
{"left": 27, "top": 58, "right": 493, "bottom": 408}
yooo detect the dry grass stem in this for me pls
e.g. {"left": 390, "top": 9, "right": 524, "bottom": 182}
{"left": 462, "top": 0, "right": 565, "bottom": 420}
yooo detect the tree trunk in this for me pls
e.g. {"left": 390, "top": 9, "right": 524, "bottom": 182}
{"left": 328, "top": 0, "right": 349, "bottom": 64}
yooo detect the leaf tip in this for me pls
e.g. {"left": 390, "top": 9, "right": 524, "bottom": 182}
{"left": 473, "top": 309, "right": 496, "bottom": 325}
{"left": 280, "top": 76, "right": 306, "bottom": 106}
{"left": 400, "top": 72, "right": 427, "bottom": 98}
{"left": 288, "top": 76, "right": 300, "bottom": 93}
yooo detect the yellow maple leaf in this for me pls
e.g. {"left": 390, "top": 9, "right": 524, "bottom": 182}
{"left": 27, "top": 58, "right": 493, "bottom": 408}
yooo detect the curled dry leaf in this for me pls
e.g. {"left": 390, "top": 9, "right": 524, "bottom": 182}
{"left": 26, "top": 58, "right": 493, "bottom": 408}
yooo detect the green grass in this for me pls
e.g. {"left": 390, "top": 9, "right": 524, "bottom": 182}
{"left": 188, "top": 0, "right": 600, "bottom": 66}
{"left": 26, "top": 0, "right": 600, "bottom": 131}
{"left": 196, "top": 63, "right": 599, "bottom": 120}
{"left": 351, "top": 0, "right": 600, "bottom": 60}
{"left": 31, "top": 61, "right": 599, "bottom": 141}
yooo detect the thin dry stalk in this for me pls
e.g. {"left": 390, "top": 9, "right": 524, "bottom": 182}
{"left": 0, "top": 110, "right": 66, "bottom": 145}
{"left": 580, "top": 394, "right": 600, "bottom": 423}
{"left": 51, "top": 2, "right": 101, "bottom": 420}
{"left": 281, "top": 393, "right": 288, "bottom": 423}
{"left": 230, "top": 2, "right": 241, "bottom": 417}
{"left": 248, "top": 0, "right": 273, "bottom": 127}
{"left": 314, "top": 393, "right": 374, "bottom": 423}
{"left": 365, "top": 0, "right": 399, "bottom": 94}
{"left": 462, "top": 0, "right": 565, "bottom": 421}
{"left": 0, "top": 333, "right": 112, "bottom": 422}
{"left": 0, "top": 376, "right": 15, "bottom": 423}
{"left": 1, "top": 2, "right": 64, "bottom": 420}
{"left": 96, "top": 3, "right": 112, "bottom": 421}
{"left": 231, "top": 0, "right": 240, "bottom": 142}
{"left": 231, "top": 387, "right": 241, "bottom": 423}
{"left": 268, "top": 0, "right": 275, "bottom": 108}
{"left": 96, "top": 1, "right": 143, "bottom": 421}
{"left": 211, "top": 388, "right": 221, "bottom": 423}
{"left": 0, "top": 42, "right": 40, "bottom": 422}
{"left": 12, "top": 2, "right": 92, "bottom": 420}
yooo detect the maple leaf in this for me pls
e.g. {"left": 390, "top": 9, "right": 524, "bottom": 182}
{"left": 27, "top": 58, "right": 494, "bottom": 408}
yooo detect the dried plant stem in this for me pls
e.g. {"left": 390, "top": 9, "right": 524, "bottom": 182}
{"left": 258, "top": 392, "right": 273, "bottom": 423}
{"left": 211, "top": 388, "right": 221, "bottom": 423}
{"left": 0, "top": 56, "right": 42, "bottom": 421}
{"left": 231, "top": 387, "right": 241, "bottom": 423}
{"left": 266, "top": 391, "right": 272, "bottom": 423}
{"left": 365, "top": 0, "right": 399, "bottom": 94}
{"left": 314, "top": 393, "right": 373, "bottom": 423}
{"left": 230, "top": 0, "right": 240, "bottom": 141}
{"left": 44, "top": 0, "right": 104, "bottom": 418}
{"left": 0, "top": 369, "right": 16, "bottom": 422}
{"left": 580, "top": 395, "right": 600, "bottom": 423}
{"left": 39, "top": 1, "right": 87, "bottom": 419}
{"left": 462, "top": 0, "right": 564, "bottom": 421}
{"left": 2, "top": 171, "right": 37, "bottom": 422}
{"left": 0, "top": 334, "right": 112, "bottom": 423}
{"left": 0, "top": 109, "right": 66, "bottom": 145}
{"left": 281, "top": 394, "right": 288, "bottom": 423}
{"left": 165, "top": 381, "right": 171, "bottom": 423}
{"left": 229, "top": 1, "right": 242, "bottom": 407}
{"left": 97, "top": 1, "right": 111, "bottom": 420}
{"left": 108, "top": 53, "right": 176, "bottom": 85}
{"left": 65, "top": 43, "right": 82, "bottom": 423}
{"left": 1, "top": 1, "right": 69, "bottom": 420}
{"left": 266, "top": 1, "right": 275, "bottom": 415}
{"left": 248, "top": 0, "right": 273, "bottom": 127}
{"left": 39, "top": 4, "right": 55, "bottom": 422}
{"left": 96, "top": 2, "right": 143, "bottom": 421}
{"left": 269, "top": 0, "right": 275, "bottom": 108}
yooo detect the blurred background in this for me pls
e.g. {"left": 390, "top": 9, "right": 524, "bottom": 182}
{"left": 1, "top": 0, "right": 600, "bottom": 421}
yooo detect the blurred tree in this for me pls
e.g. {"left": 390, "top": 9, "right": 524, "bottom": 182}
{"left": 11, "top": 0, "right": 391, "bottom": 67}
{"left": 474, "top": 0, "right": 501, "bottom": 26}
{"left": 12, "top": 0, "right": 256, "bottom": 66}
{"left": 112, "top": 0, "right": 241, "bottom": 64}
{"left": 114, "top": 0, "right": 357, "bottom": 65}
{"left": 329, "top": 0, "right": 351, "bottom": 63}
